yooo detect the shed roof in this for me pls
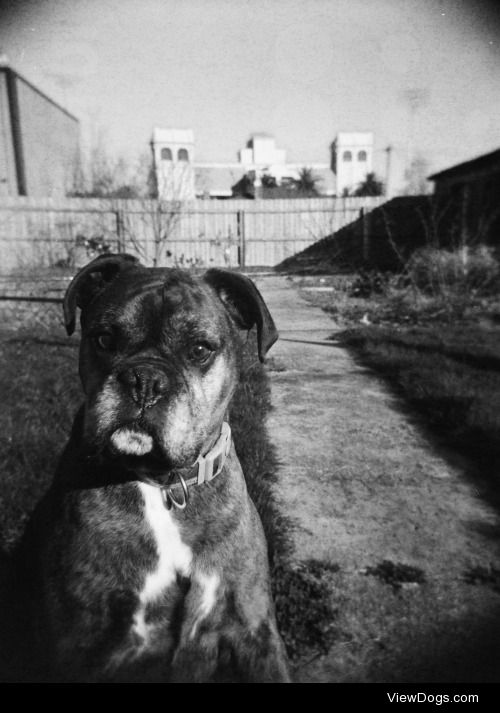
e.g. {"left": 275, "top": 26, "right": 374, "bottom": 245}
{"left": 428, "top": 148, "right": 500, "bottom": 183}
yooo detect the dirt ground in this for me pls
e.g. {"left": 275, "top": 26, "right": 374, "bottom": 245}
{"left": 255, "top": 275, "right": 500, "bottom": 683}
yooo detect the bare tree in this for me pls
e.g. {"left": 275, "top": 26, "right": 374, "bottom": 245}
{"left": 124, "top": 200, "right": 183, "bottom": 267}
{"left": 67, "top": 136, "right": 186, "bottom": 267}
{"left": 117, "top": 161, "right": 196, "bottom": 267}
{"left": 68, "top": 131, "right": 151, "bottom": 199}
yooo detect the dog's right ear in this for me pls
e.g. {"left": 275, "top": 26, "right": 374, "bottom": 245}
{"left": 63, "top": 254, "right": 139, "bottom": 335}
{"left": 204, "top": 268, "right": 278, "bottom": 362}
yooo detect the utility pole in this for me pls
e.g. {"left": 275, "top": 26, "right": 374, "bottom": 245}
{"left": 401, "top": 87, "right": 428, "bottom": 192}
{"left": 384, "top": 145, "right": 392, "bottom": 198}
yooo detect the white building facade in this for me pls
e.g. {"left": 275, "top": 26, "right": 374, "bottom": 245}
{"left": 239, "top": 133, "right": 290, "bottom": 185}
{"left": 151, "top": 129, "right": 375, "bottom": 199}
{"left": 332, "top": 132, "right": 374, "bottom": 196}
{"left": 238, "top": 133, "right": 334, "bottom": 192}
{"left": 151, "top": 128, "right": 196, "bottom": 200}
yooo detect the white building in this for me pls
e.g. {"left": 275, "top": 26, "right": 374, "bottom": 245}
{"left": 193, "top": 133, "right": 301, "bottom": 197}
{"left": 195, "top": 132, "right": 327, "bottom": 197}
{"left": 151, "top": 128, "right": 196, "bottom": 200}
{"left": 239, "top": 133, "right": 290, "bottom": 185}
{"left": 332, "top": 132, "right": 374, "bottom": 196}
{"left": 237, "top": 134, "right": 334, "bottom": 193}
{"left": 151, "top": 129, "right": 356, "bottom": 199}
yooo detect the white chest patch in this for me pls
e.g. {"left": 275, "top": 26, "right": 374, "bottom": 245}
{"left": 132, "top": 483, "right": 193, "bottom": 644}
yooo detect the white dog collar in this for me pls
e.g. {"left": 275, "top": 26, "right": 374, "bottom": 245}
{"left": 142, "top": 422, "right": 232, "bottom": 511}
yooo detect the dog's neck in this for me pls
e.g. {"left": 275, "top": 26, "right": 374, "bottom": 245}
{"left": 138, "top": 422, "right": 232, "bottom": 510}
{"left": 56, "top": 410, "right": 232, "bottom": 507}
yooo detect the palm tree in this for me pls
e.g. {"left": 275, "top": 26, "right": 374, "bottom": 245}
{"left": 294, "top": 167, "right": 319, "bottom": 196}
{"left": 354, "top": 172, "right": 384, "bottom": 197}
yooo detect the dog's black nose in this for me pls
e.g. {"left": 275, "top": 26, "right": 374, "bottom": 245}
{"left": 117, "top": 365, "right": 169, "bottom": 408}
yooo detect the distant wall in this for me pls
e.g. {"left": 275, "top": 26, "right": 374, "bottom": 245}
{"left": 0, "top": 72, "right": 18, "bottom": 196}
{"left": 15, "top": 75, "right": 80, "bottom": 197}
{"left": 0, "top": 68, "right": 79, "bottom": 198}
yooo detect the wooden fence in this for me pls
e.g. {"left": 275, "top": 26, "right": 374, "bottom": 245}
{"left": 0, "top": 195, "right": 384, "bottom": 273}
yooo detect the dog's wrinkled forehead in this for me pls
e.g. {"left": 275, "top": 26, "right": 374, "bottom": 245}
{"left": 82, "top": 268, "right": 222, "bottom": 333}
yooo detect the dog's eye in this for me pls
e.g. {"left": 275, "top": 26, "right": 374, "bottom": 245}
{"left": 188, "top": 343, "right": 213, "bottom": 363}
{"left": 94, "top": 333, "right": 115, "bottom": 352}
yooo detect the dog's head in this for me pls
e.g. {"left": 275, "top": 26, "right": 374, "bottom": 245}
{"left": 63, "top": 254, "right": 278, "bottom": 473}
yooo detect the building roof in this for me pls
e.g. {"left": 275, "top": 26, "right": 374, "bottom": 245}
{"left": 195, "top": 165, "right": 247, "bottom": 197}
{"left": 428, "top": 148, "right": 500, "bottom": 183}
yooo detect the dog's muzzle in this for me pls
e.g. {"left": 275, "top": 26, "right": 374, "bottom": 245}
{"left": 117, "top": 362, "right": 169, "bottom": 409}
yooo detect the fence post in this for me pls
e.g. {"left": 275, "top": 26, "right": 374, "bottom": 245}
{"left": 237, "top": 210, "right": 246, "bottom": 269}
{"left": 115, "top": 209, "right": 125, "bottom": 252}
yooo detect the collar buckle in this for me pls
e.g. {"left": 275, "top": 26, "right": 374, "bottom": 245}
{"left": 160, "top": 422, "right": 232, "bottom": 510}
{"left": 195, "top": 421, "right": 232, "bottom": 485}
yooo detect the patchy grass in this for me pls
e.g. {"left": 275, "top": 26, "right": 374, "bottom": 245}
{"left": 464, "top": 565, "right": 500, "bottom": 594}
{"left": 273, "top": 559, "right": 339, "bottom": 660}
{"left": 296, "top": 273, "right": 500, "bottom": 330}
{"left": 364, "top": 561, "right": 426, "bottom": 592}
{"left": 0, "top": 331, "right": 80, "bottom": 550}
{"left": 0, "top": 324, "right": 337, "bottom": 663}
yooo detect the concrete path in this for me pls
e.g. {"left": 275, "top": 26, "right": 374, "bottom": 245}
{"left": 253, "top": 275, "right": 500, "bottom": 683}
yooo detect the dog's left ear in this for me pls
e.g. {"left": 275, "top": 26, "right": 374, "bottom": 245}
{"left": 63, "top": 253, "right": 140, "bottom": 335}
{"left": 204, "top": 269, "right": 278, "bottom": 362}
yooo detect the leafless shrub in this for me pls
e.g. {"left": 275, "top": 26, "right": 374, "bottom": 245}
{"left": 407, "top": 245, "right": 499, "bottom": 297}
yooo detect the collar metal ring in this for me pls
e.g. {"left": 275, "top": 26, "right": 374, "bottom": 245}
{"left": 162, "top": 473, "right": 189, "bottom": 510}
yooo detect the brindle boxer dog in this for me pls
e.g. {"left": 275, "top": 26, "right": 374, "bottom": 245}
{"left": 18, "top": 254, "right": 291, "bottom": 683}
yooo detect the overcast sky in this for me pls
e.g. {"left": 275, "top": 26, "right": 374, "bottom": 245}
{"left": 1, "top": 0, "right": 499, "bottom": 191}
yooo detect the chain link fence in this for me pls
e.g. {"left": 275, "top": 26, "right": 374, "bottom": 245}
{"left": 0, "top": 297, "right": 64, "bottom": 334}
{"left": 0, "top": 275, "right": 68, "bottom": 337}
